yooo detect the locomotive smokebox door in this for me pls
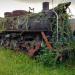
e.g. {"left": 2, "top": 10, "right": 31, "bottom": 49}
{"left": 42, "top": 2, "right": 49, "bottom": 12}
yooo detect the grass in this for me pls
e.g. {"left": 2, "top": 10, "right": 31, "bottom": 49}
{"left": 0, "top": 47, "right": 75, "bottom": 75}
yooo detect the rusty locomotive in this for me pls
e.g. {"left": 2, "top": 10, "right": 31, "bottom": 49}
{"left": 0, "top": 2, "right": 71, "bottom": 57}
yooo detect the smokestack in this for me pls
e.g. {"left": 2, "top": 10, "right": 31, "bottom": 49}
{"left": 42, "top": 2, "right": 49, "bottom": 12}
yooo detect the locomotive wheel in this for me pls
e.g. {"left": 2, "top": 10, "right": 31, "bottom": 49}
{"left": 4, "top": 39, "right": 10, "bottom": 48}
{"left": 0, "top": 39, "right": 4, "bottom": 46}
{"left": 9, "top": 40, "right": 17, "bottom": 50}
{"left": 19, "top": 41, "right": 32, "bottom": 52}
{"left": 18, "top": 35, "right": 42, "bottom": 57}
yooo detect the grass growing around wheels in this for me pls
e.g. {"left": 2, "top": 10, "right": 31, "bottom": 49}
{"left": 0, "top": 47, "right": 75, "bottom": 75}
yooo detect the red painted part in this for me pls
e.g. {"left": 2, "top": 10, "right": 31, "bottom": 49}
{"left": 12, "top": 10, "right": 27, "bottom": 16}
{"left": 4, "top": 10, "right": 29, "bottom": 17}
{"left": 41, "top": 32, "right": 52, "bottom": 49}
{"left": 28, "top": 42, "right": 41, "bottom": 57}
{"left": 13, "top": 10, "right": 27, "bottom": 13}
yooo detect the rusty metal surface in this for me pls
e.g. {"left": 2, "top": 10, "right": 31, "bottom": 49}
{"left": 4, "top": 10, "right": 29, "bottom": 17}
{"left": 27, "top": 42, "right": 41, "bottom": 57}
{"left": 41, "top": 32, "right": 52, "bottom": 49}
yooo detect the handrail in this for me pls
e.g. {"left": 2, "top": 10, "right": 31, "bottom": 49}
{"left": 52, "top": 9, "right": 59, "bottom": 42}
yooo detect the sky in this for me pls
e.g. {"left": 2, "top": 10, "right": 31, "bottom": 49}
{"left": 0, "top": 0, "right": 75, "bottom": 18}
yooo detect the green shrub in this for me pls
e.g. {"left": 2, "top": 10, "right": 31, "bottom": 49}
{"left": 35, "top": 40, "right": 75, "bottom": 67}
{"left": 36, "top": 48, "right": 57, "bottom": 67}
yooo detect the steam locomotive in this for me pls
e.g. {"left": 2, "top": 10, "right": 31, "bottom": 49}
{"left": 0, "top": 2, "right": 71, "bottom": 56}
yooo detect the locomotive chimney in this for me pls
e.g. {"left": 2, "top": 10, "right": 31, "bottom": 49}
{"left": 42, "top": 2, "right": 49, "bottom": 12}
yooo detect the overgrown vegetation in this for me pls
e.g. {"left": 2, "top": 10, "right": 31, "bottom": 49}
{"left": 35, "top": 40, "right": 75, "bottom": 67}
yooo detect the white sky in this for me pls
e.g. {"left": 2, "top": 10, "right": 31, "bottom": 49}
{"left": 0, "top": 0, "right": 75, "bottom": 18}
